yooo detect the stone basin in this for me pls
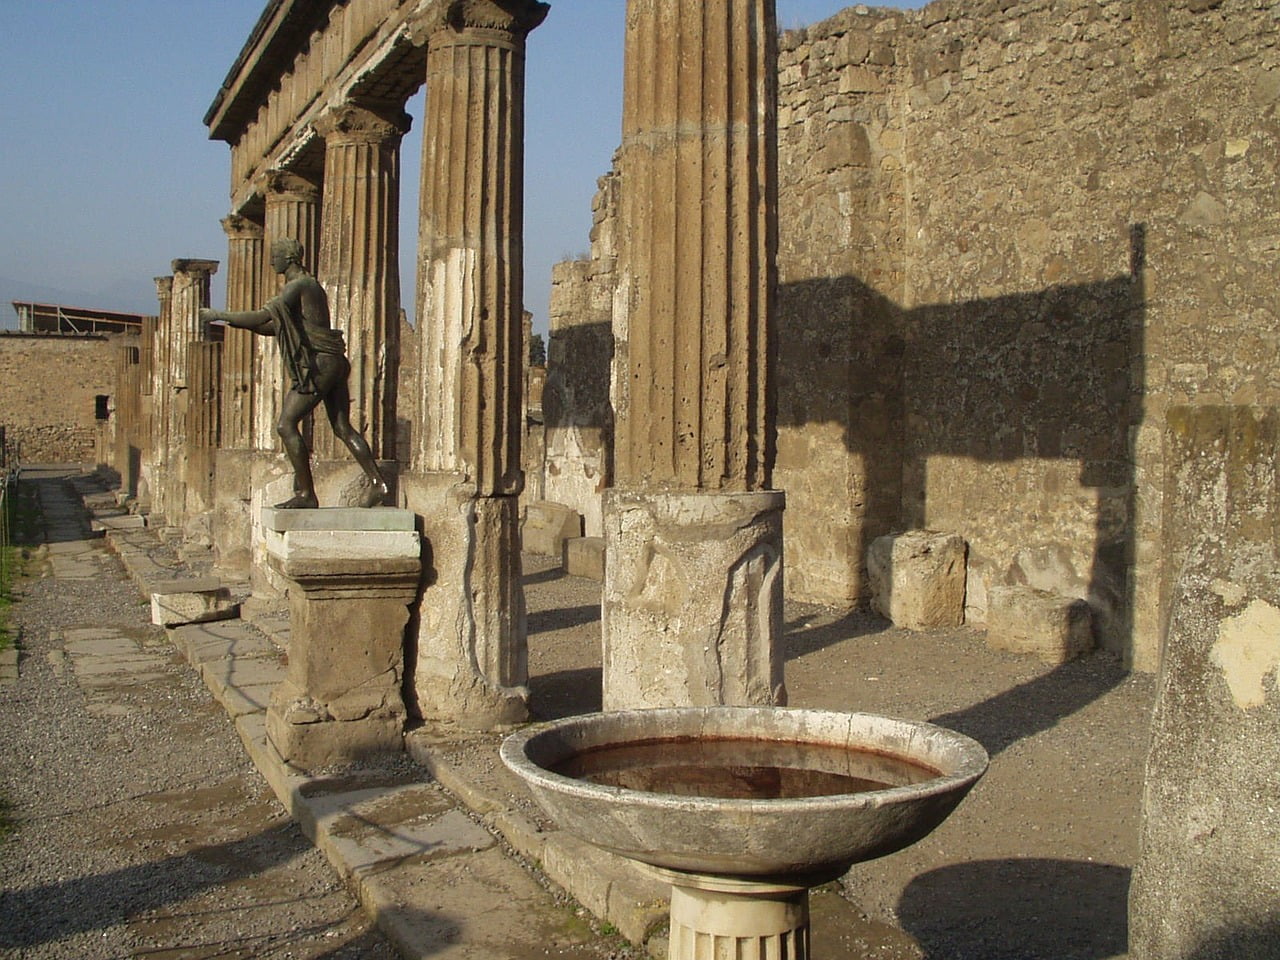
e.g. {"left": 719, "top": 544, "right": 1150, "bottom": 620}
{"left": 501, "top": 706, "right": 989, "bottom": 878}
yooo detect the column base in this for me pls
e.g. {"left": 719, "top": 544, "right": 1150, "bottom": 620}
{"left": 602, "top": 489, "right": 786, "bottom": 711}
{"left": 401, "top": 471, "right": 529, "bottom": 729}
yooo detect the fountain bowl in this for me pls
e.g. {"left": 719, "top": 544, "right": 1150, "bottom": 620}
{"left": 501, "top": 706, "right": 988, "bottom": 878}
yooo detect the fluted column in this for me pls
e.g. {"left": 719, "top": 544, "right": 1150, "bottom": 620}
{"left": 167, "top": 259, "right": 219, "bottom": 525}
{"left": 602, "top": 0, "right": 785, "bottom": 711}
{"left": 314, "top": 101, "right": 409, "bottom": 461}
{"left": 256, "top": 170, "right": 321, "bottom": 450}
{"left": 414, "top": 0, "right": 546, "bottom": 490}
{"left": 221, "top": 214, "right": 263, "bottom": 449}
{"left": 150, "top": 277, "right": 174, "bottom": 520}
{"left": 405, "top": 0, "right": 547, "bottom": 728}
{"left": 185, "top": 341, "right": 222, "bottom": 514}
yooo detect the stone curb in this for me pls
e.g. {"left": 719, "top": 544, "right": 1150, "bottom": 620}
{"left": 105, "top": 518, "right": 667, "bottom": 956}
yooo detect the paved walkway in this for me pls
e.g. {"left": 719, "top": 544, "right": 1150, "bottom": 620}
{"left": 1, "top": 469, "right": 637, "bottom": 960}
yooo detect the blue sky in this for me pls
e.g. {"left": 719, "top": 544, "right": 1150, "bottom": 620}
{"left": 0, "top": 1, "right": 918, "bottom": 333}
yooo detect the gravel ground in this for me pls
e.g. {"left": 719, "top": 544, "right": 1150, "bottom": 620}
{"left": 0, "top": 471, "right": 399, "bottom": 960}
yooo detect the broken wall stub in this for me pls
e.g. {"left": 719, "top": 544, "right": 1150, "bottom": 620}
{"left": 550, "top": 0, "right": 1280, "bottom": 672}
{"left": 1129, "top": 406, "right": 1280, "bottom": 959}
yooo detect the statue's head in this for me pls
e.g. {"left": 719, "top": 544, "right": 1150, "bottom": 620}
{"left": 270, "top": 237, "right": 304, "bottom": 273}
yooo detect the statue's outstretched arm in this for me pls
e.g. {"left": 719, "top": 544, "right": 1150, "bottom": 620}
{"left": 198, "top": 306, "right": 277, "bottom": 336}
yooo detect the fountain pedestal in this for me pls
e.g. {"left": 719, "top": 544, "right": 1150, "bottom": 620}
{"left": 654, "top": 867, "right": 832, "bottom": 960}
{"left": 262, "top": 507, "right": 420, "bottom": 770}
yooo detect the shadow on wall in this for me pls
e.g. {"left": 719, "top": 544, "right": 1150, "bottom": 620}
{"left": 776, "top": 226, "right": 1146, "bottom": 664}
{"left": 896, "top": 858, "right": 1130, "bottom": 960}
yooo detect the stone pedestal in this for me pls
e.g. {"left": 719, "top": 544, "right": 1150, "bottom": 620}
{"left": 656, "top": 868, "right": 813, "bottom": 960}
{"left": 602, "top": 490, "right": 785, "bottom": 711}
{"left": 263, "top": 506, "right": 420, "bottom": 771}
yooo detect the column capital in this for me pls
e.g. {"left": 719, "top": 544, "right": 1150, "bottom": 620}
{"left": 221, "top": 214, "right": 264, "bottom": 241}
{"left": 314, "top": 101, "right": 411, "bottom": 145}
{"left": 257, "top": 168, "right": 321, "bottom": 203}
{"left": 154, "top": 276, "right": 173, "bottom": 298}
{"left": 171, "top": 258, "right": 220, "bottom": 278}
{"left": 417, "top": 0, "right": 549, "bottom": 44}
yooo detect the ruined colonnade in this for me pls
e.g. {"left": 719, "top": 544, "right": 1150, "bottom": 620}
{"left": 116, "top": 0, "right": 784, "bottom": 730}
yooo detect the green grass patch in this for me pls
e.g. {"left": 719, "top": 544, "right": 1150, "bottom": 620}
{"left": 0, "top": 478, "right": 38, "bottom": 653}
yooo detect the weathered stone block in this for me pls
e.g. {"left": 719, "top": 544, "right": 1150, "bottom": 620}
{"left": 150, "top": 578, "right": 239, "bottom": 627}
{"left": 522, "top": 500, "right": 583, "bottom": 558}
{"left": 986, "top": 585, "right": 1094, "bottom": 665}
{"left": 563, "top": 536, "right": 605, "bottom": 581}
{"left": 866, "top": 531, "right": 966, "bottom": 629}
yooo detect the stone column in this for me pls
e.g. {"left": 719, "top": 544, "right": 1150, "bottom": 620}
{"left": 185, "top": 341, "right": 222, "bottom": 515}
{"left": 149, "top": 277, "right": 174, "bottom": 521}
{"left": 603, "top": 0, "right": 784, "bottom": 711}
{"left": 256, "top": 170, "right": 321, "bottom": 451}
{"left": 314, "top": 101, "right": 409, "bottom": 462}
{"left": 1129, "top": 406, "right": 1280, "bottom": 959}
{"left": 404, "top": 0, "right": 548, "bottom": 727}
{"left": 166, "top": 259, "right": 218, "bottom": 527}
{"left": 220, "top": 214, "right": 263, "bottom": 449}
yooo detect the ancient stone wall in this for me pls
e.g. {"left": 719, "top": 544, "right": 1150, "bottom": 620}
{"left": 552, "top": 0, "right": 1277, "bottom": 670}
{"left": 0, "top": 335, "right": 120, "bottom": 464}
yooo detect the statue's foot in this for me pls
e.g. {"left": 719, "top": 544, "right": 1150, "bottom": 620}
{"left": 358, "top": 481, "right": 389, "bottom": 508}
{"left": 274, "top": 493, "right": 319, "bottom": 510}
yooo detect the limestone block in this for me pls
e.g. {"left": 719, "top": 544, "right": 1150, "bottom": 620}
{"left": 522, "top": 500, "right": 583, "bottom": 558}
{"left": 91, "top": 514, "right": 146, "bottom": 532}
{"left": 866, "top": 531, "right": 966, "bottom": 629}
{"left": 563, "top": 536, "right": 605, "bottom": 581}
{"left": 150, "top": 578, "right": 239, "bottom": 627}
{"left": 986, "top": 585, "right": 1094, "bottom": 665}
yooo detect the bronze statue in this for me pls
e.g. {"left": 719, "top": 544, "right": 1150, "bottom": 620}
{"left": 199, "top": 238, "right": 389, "bottom": 509}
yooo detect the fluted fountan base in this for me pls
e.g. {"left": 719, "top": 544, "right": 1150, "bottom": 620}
{"left": 602, "top": 489, "right": 786, "bottom": 711}
{"left": 653, "top": 868, "right": 817, "bottom": 960}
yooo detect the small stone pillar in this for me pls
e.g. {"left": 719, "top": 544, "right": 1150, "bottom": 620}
{"left": 1129, "top": 406, "right": 1280, "bottom": 959}
{"left": 404, "top": 0, "right": 548, "bottom": 728}
{"left": 314, "top": 101, "right": 409, "bottom": 462}
{"left": 263, "top": 507, "right": 420, "bottom": 771}
{"left": 603, "top": 0, "right": 784, "bottom": 711}
{"left": 256, "top": 170, "right": 321, "bottom": 452}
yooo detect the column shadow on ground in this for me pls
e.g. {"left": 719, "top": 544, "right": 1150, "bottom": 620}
{"left": 0, "top": 823, "right": 448, "bottom": 956}
{"left": 895, "top": 858, "right": 1129, "bottom": 960}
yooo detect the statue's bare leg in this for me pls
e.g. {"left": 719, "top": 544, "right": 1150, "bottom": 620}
{"left": 322, "top": 383, "right": 389, "bottom": 507}
{"left": 276, "top": 387, "right": 325, "bottom": 509}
